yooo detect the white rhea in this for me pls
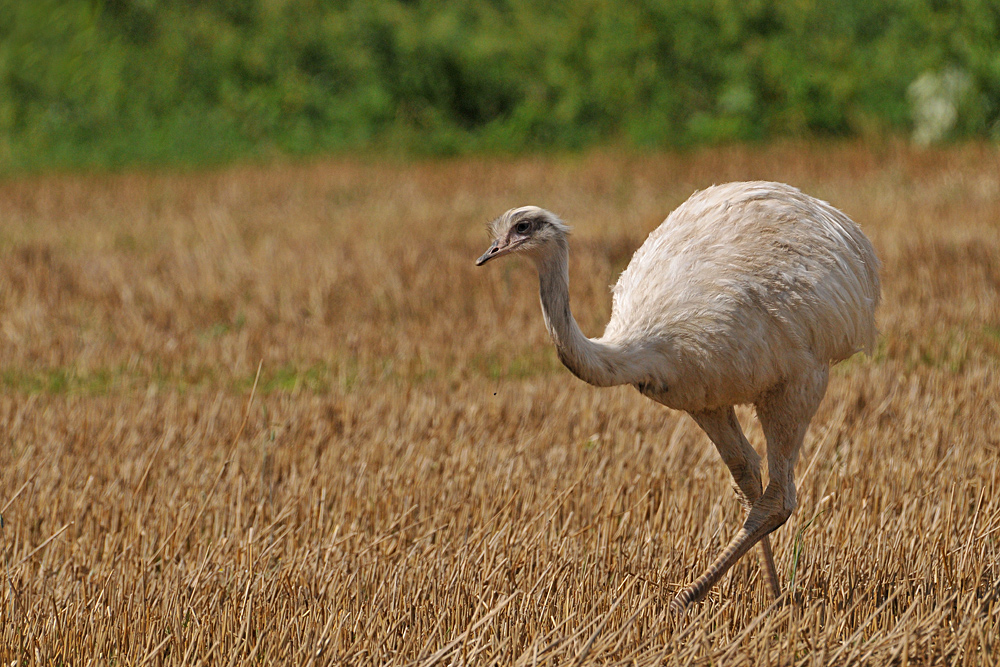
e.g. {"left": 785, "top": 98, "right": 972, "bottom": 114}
{"left": 476, "top": 181, "right": 881, "bottom": 611}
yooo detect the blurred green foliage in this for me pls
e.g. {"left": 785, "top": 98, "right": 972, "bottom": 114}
{"left": 1, "top": 0, "right": 998, "bottom": 172}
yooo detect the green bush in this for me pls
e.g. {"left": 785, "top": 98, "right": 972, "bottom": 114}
{"left": 1, "top": 0, "right": 998, "bottom": 172}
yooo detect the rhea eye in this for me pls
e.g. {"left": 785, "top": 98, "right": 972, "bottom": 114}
{"left": 515, "top": 221, "right": 531, "bottom": 234}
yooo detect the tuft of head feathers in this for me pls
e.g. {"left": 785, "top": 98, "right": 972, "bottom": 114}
{"left": 487, "top": 206, "right": 570, "bottom": 239}
{"left": 476, "top": 206, "right": 570, "bottom": 266}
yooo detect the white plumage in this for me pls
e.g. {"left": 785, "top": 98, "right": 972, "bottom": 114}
{"left": 476, "top": 181, "right": 880, "bottom": 611}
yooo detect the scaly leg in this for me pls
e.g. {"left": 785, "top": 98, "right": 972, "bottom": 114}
{"left": 690, "top": 407, "right": 781, "bottom": 600}
{"left": 673, "top": 367, "right": 830, "bottom": 612}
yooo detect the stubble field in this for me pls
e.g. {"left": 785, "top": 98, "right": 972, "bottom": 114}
{"left": 1, "top": 144, "right": 998, "bottom": 665}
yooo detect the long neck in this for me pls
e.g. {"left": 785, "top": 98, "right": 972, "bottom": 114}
{"left": 535, "top": 240, "right": 630, "bottom": 387}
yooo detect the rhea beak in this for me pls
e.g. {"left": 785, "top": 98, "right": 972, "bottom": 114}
{"left": 476, "top": 239, "right": 508, "bottom": 266}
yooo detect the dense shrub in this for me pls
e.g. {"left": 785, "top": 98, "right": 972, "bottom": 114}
{"left": 1, "top": 0, "right": 998, "bottom": 171}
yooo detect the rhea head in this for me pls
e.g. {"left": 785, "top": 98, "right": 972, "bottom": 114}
{"left": 475, "top": 206, "right": 570, "bottom": 266}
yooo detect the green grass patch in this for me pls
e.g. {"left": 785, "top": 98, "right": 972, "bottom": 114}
{"left": 472, "top": 348, "right": 563, "bottom": 381}
{"left": 1, "top": 367, "right": 121, "bottom": 395}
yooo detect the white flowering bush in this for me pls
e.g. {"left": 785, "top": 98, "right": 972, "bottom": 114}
{"left": 907, "top": 68, "right": 973, "bottom": 145}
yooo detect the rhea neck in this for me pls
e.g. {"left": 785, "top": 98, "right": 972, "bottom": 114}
{"left": 533, "top": 238, "right": 632, "bottom": 388}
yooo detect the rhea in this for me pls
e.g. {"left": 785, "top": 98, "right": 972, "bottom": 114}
{"left": 476, "top": 181, "right": 880, "bottom": 611}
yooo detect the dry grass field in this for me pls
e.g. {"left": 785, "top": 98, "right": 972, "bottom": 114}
{"left": 1, "top": 144, "right": 998, "bottom": 665}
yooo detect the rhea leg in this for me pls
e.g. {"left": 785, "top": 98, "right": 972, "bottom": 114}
{"left": 672, "top": 367, "right": 830, "bottom": 612}
{"left": 690, "top": 407, "right": 781, "bottom": 601}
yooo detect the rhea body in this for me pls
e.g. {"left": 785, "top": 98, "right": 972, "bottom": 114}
{"left": 476, "top": 181, "right": 880, "bottom": 610}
